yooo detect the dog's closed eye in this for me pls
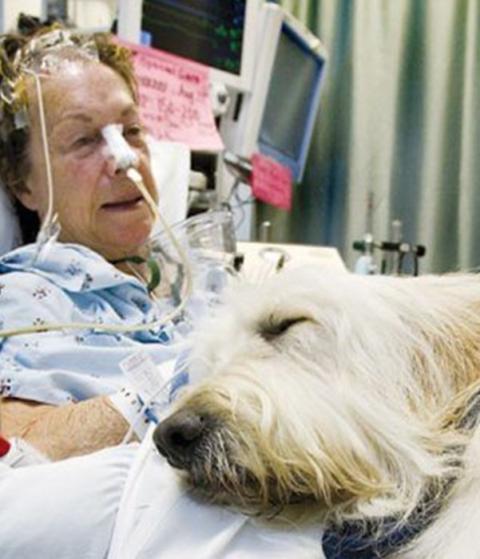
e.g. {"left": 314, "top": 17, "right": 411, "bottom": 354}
{"left": 258, "top": 316, "right": 308, "bottom": 342}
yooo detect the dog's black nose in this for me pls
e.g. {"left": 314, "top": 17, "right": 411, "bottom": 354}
{"left": 153, "top": 410, "right": 206, "bottom": 468}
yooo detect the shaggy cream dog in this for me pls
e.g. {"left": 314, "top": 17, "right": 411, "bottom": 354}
{"left": 154, "top": 268, "right": 480, "bottom": 559}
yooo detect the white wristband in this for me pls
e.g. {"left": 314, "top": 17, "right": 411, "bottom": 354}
{"left": 109, "top": 386, "right": 152, "bottom": 439}
{"left": 1, "top": 438, "right": 49, "bottom": 468}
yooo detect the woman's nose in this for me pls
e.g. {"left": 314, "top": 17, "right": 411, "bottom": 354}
{"left": 105, "top": 155, "right": 122, "bottom": 177}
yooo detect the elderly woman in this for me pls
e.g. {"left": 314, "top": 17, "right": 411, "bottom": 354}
{"left": 0, "top": 26, "right": 189, "bottom": 461}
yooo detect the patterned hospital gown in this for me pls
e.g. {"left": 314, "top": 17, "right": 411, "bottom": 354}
{"left": 0, "top": 243, "right": 191, "bottom": 405}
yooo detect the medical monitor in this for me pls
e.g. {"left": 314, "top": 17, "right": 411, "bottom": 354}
{"left": 257, "top": 19, "right": 326, "bottom": 182}
{"left": 139, "top": 0, "right": 260, "bottom": 92}
{"left": 219, "top": 4, "right": 327, "bottom": 184}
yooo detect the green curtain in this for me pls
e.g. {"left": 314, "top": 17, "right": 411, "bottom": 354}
{"left": 257, "top": 0, "right": 480, "bottom": 273}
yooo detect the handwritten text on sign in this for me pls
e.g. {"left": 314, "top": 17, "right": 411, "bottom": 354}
{"left": 250, "top": 153, "right": 293, "bottom": 211}
{"left": 123, "top": 41, "right": 224, "bottom": 152}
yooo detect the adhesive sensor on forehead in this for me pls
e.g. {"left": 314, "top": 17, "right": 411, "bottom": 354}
{"left": 17, "top": 29, "right": 99, "bottom": 76}
{"left": 101, "top": 124, "right": 139, "bottom": 170}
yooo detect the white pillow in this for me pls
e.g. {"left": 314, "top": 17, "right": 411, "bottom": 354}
{"left": 0, "top": 138, "right": 190, "bottom": 257}
{"left": 148, "top": 138, "right": 190, "bottom": 229}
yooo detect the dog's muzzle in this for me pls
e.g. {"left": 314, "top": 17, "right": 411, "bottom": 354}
{"left": 153, "top": 408, "right": 319, "bottom": 510}
{"left": 153, "top": 409, "right": 207, "bottom": 469}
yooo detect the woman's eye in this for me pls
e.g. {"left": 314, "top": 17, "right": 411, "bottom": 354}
{"left": 72, "top": 134, "right": 100, "bottom": 150}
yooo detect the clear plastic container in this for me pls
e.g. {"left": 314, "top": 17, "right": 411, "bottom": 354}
{"left": 149, "top": 209, "right": 237, "bottom": 308}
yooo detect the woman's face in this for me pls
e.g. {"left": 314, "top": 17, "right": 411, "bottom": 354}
{"left": 19, "top": 60, "right": 158, "bottom": 261}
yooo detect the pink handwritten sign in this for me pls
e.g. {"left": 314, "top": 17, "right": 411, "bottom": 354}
{"left": 250, "top": 153, "right": 293, "bottom": 210}
{"left": 121, "top": 41, "right": 224, "bottom": 152}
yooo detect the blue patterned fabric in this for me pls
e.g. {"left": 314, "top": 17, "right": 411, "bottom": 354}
{"left": 0, "top": 243, "right": 190, "bottom": 405}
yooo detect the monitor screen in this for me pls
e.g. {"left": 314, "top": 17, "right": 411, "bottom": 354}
{"left": 257, "top": 23, "right": 326, "bottom": 182}
{"left": 142, "top": 0, "right": 252, "bottom": 88}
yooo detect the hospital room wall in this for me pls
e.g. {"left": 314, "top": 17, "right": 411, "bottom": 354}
{"left": 0, "top": 1, "right": 118, "bottom": 33}
{"left": 1, "top": 1, "right": 43, "bottom": 31}
{"left": 258, "top": 0, "right": 480, "bottom": 274}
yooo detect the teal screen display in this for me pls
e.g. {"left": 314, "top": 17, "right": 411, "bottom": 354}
{"left": 142, "top": 0, "right": 246, "bottom": 75}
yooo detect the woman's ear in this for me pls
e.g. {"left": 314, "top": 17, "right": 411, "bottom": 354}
{"left": 15, "top": 181, "right": 40, "bottom": 212}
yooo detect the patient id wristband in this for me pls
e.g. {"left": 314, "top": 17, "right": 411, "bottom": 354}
{"left": 0, "top": 435, "right": 49, "bottom": 468}
{"left": 119, "top": 352, "right": 176, "bottom": 404}
{"left": 109, "top": 386, "right": 156, "bottom": 440}
{"left": 111, "top": 352, "right": 184, "bottom": 439}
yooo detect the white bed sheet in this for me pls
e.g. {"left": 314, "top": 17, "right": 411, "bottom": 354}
{"left": 109, "top": 427, "right": 325, "bottom": 559}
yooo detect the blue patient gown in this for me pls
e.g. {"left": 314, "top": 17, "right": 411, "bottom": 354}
{"left": 0, "top": 243, "right": 188, "bottom": 404}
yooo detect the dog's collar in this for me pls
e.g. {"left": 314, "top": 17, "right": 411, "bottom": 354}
{"left": 322, "top": 475, "right": 459, "bottom": 558}
{"left": 321, "top": 510, "right": 435, "bottom": 559}
{"left": 322, "top": 388, "right": 480, "bottom": 558}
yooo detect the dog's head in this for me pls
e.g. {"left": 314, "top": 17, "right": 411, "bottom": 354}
{"left": 153, "top": 268, "right": 474, "bottom": 518}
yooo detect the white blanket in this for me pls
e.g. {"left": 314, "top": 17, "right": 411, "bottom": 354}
{"left": 0, "top": 432, "right": 325, "bottom": 558}
{"left": 109, "top": 427, "right": 325, "bottom": 559}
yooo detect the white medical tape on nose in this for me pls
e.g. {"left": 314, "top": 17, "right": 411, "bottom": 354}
{"left": 101, "top": 123, "right": 138, "bottom": 170}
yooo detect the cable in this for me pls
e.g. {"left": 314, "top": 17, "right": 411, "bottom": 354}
{"left": 22, "top": 69, "right": 60, "bottom": 262}
{"left": 126, "top": 167, "right": 193, "bottom": 325}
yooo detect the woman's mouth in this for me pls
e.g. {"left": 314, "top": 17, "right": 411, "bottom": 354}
{"left": 101, "top": 195, "right": 145, "bottom": 212}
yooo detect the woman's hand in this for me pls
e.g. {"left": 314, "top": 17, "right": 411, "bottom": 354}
{"left": 0, "top": 396, "right": 132, "bottom": 461}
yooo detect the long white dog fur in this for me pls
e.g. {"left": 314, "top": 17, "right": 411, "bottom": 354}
{"left": 154, "top": 268, "right": 480, "bottom": 558}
